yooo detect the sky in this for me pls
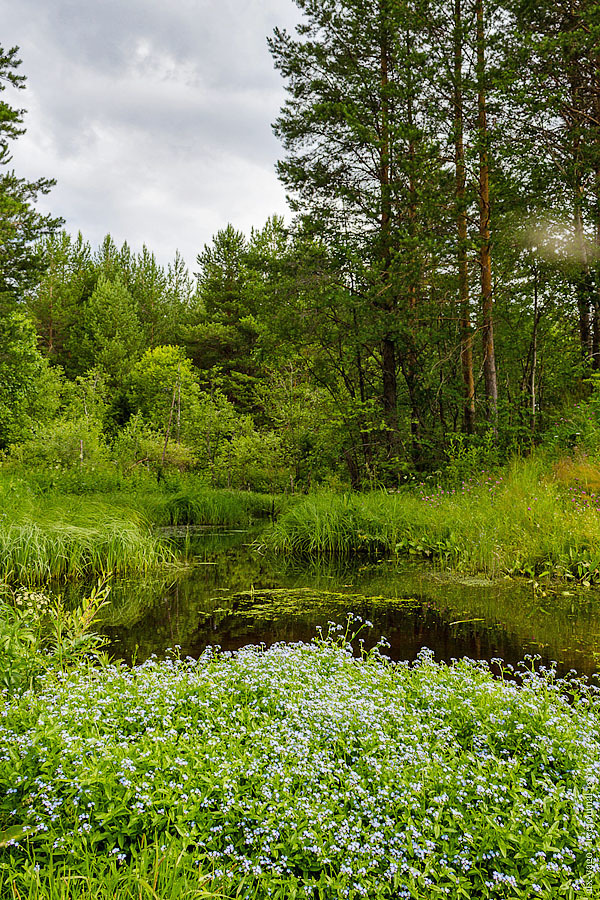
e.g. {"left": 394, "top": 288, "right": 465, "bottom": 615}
{"left": 1, "top": 0, "right": 300, "bottom": 271}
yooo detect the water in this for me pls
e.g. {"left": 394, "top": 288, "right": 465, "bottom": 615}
{"left": 92, "top": 526, "right": 600, "bottom": 677}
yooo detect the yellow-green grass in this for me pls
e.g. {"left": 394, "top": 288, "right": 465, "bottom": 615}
{"left": 0, "top": 473, "right": 285, "bottom": 583}
{"left": 0, "top": 494, "right": 171, "bottom": 584}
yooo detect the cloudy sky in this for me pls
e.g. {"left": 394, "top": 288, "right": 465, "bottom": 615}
{"left": 2, "top": 0, "right": 300, "bottom": 270}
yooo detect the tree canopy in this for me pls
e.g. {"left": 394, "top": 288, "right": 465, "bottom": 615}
{"left": 2, "top": 10, "right": 600, "bottom": 486}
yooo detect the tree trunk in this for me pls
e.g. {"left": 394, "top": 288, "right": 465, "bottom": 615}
{"left": 594, "top": 185, "right": 600, "bottom": 369}
{"left": 401, "top": 25, "right": 423, "bottom": 466}
{"left": 476, "top": 0, "right": 498, "bottom": 422}
{"left": 574, "top": 177, "right": 592, "bottom": 360}
{"left": 381, "top": 335, "right": 399, "bottom": 448}
{"left": 530, "top": 266, "right": 539, "bottom": 434}
{"left": 379, "top": 9, "right": 400, "bottom": 455}
{"left": 454, "top": 0, "right": 475, "bottom": 434}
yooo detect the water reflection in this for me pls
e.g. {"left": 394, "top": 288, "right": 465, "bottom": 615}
{"left": 86, "top": 527, "right": 600, "bottom": 677}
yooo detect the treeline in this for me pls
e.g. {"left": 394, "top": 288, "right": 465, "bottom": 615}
{"left": 265, "top": 0, "right": 600, "bottom": 476}
{"left": 1, "top": 224, "right": 345, "bottom": 492}
{"left": 2, "top": 0, "right": 600, "bottom": 489}
{"left": 0, "top": 213, "right": 591, "bottom": 491}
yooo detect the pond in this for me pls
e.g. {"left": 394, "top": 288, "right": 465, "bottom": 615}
{"left": 85, "top": 526, "right": 600, "bottom": 677}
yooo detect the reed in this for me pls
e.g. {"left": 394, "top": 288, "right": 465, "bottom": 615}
{"left": 150, "top": 487, "right": 280, "bottom": 526}
{"left": 269, "top": 455, "right": 600, "bottom": 579}
{"left": 0, "top": 497, "right": 172, "bottom": 585}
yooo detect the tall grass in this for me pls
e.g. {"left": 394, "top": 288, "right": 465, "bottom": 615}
{"left": 269, "top": 455, "right": 600, "bottom": 579}
{"left": 0, "top": 495, "right": 171, "bottom": 584}
{"left": 0, "top": 838, "right": 224, "bottom": 899}
{"left": 0, "top": 472, "right": 283, "bottom": 583}
{"left": 149, "top": 487, "right": 280, "bottom": 526}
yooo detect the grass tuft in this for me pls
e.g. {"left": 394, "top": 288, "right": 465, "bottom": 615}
{"left": 0, "top": 490, "right": 172, "bottom": 584}
{"left": 151, "top": 487, "right": 279, "bottom": 527}
{"left": 269, "top": 455, "right": 600, "bottom": 579}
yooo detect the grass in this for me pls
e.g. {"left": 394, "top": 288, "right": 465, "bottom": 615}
{"left": 0, "top": 839, "right": 226, "bottom": 899}
{"left": 0, "top": 472, "right": 281, "bottom": 583}
{"left": 147, "top": 486, "right": 280, "bottom": 527}
{"left": 0, "top": 622, "right": 598, "bottom": 899}
{"left": 268, "top": 454, "right": 600, "bottom": 580}
{"left": 0, "top": 496, "right": 172, "bottom": 584}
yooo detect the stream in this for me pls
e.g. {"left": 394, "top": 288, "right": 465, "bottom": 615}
{"left": 76, "top": 526, "right": 600, "bottom": 677}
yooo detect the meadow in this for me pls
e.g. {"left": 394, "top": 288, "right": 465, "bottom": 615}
{"left": 0, "top": 618, "right": 598, "bottom": 899}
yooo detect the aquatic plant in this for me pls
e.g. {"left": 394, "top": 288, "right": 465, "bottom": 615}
{"left": 152, "top": 486, "right": 279, "bottom": 526}
{"left": 0, "top": 488, "right": 172, "bottom": 584}
{"left": 269, "top": 456, "right": 600, "bottom": 580}
{"left": 1, "top": 630, "right": 598, "bottom": 898}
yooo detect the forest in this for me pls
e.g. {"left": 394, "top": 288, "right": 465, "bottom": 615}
{"left": 1, "top": 0, "right": 600, "bottom": 898}
{"left": 2, "top": 0, "right": 600, "bottom": 491}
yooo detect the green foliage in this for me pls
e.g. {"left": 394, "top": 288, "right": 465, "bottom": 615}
{"left": 78, "top": 276, "right": 144, "bottom": 382}
{"left": 443, "top": 430, "right": 500, "bottom": 485}
{"left": 270, "top": 455, "right": 600, "bottom": 580}
{"left": 212, "top": 427, "right": 286, "bottom": 492}
{"left": 111, "top": 413, "right": 196, "bottom": 475}
{"left": 27, "top": 232, "right": 96, "bottom": 369}
{"left": 127, "top": 345, "right": 199, "bottom": 433}
{"left": 187, "top": 224, "right": 265, "bottom": 414}
{"left": 0, "top": 637, "right": 597, "bottom": 897}
{"left": 9, "top": 417, "right": 109, "bottom": 470}
{"left": 0, "top": 581, "right": 109, "bottom": 694}
{"left": 195, "top": 223, "right": 248, "bottom": 320}
{"left": 0, "top": 45, "right": 63, "bottom": 301}
{"left": 0, "top": 310, "right": 61, "bottom": 449}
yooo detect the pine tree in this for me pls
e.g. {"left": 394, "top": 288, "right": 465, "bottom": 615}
{"left": 269, "top": 0, "right": 444, "bottom": 465}
{"left": 0, "top": 45, "right": 62, "bottom": 302}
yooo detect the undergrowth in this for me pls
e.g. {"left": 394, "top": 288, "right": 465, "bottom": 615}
{"left": 269, "top": 455, "right": 600, "bottom": 580}
{"left": 0, "top": 619, "right": 598, "bottom": 899}
{"left": 0, "top": 473, "right": 280, "bottom": 583}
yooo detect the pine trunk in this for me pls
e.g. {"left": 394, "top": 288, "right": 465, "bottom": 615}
{"left": 476, "top": 0, "right": 498, "bottom": 422}
{"left": 379, "top": 10, "right": 400, "bottom": 455}
{"left": 454, "top": 0, "right": 475, "bottom": 433}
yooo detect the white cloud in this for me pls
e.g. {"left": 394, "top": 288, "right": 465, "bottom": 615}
{"left": 1, "top": 0, "right": 300, "bottom": 269}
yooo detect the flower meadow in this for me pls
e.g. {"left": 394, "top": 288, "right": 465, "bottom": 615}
{"left": 1, "top": 626, "right": 599, "bottom": 899}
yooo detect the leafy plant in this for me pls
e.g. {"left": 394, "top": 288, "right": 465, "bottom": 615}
{"left": 0, "top": 636, "right": 598, "bottom": 897}
{"left": 0, "top": 580, "right": 110, "bottom": 693}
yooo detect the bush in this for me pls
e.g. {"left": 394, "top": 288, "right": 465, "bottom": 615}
{"left": 8, "top": 417, "right": 109, "bottom": 470}
{"left": 0, "top": 583, "right": 109, "bottom": 694}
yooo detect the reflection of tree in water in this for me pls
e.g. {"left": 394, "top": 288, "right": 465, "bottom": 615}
{"left": 67, "top": 528, "right": 600, "bottom": 676}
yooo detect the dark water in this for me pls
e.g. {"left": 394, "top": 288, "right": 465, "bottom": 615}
{"left": 91, "top": 527, "right": 600, "bottom": 678}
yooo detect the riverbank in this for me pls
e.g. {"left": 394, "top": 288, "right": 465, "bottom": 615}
{"left": 1, "top": 628, "right": 598, "bottom": 899}
{"left": 4, "top": 453, "right": 600, "bottom": 584}
{"left": 0, "top": 473, "right": 278, "bottom": 583}
{"left": 269, "top": 456, "right": 600, "bottom": 580}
